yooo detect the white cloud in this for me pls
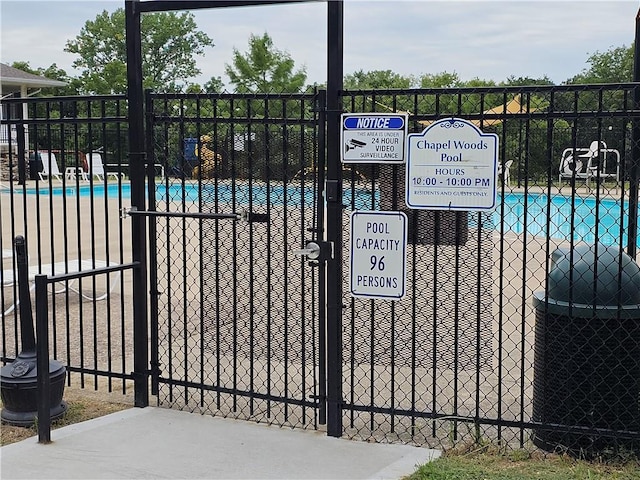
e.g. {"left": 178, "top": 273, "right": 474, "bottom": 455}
{"left": 0, "top": 0, "right": 636, "bottom": 87}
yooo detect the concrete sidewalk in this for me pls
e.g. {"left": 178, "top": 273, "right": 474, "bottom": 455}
{"left": 0, "top": 407, "right": 440, "bottom": 479}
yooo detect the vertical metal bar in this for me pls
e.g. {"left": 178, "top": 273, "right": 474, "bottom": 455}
{"left": 316, "top": 89, "right": 327, "bottom": 425}
{"left": 248, "top": 100, "right": 255, "bottom": 416}
{"left": 197, "top": 96, "right": 205, "bottom": 409}
{"left": 282, "top": 99, "right": 290, "bottom": 421}
{"left": 125, "top": 0, "right": 149, "bottom": 407}
{"left": 431, "top": 211, "right": 440, "bottom": 438}
{"left": 627, "top": 8, "right": 640, "bottom": 257}
{"left": 35, "top": 275, "right": 51, "bottom": 444}
{"left": 266, "top": 96, "right": 274, "bottom": 419}
{"left": 15, "top": 96, "right": 26, "bottom": 185}
{"left": 325, "top": 0, "right": 344, "bottom": 439}
{"left": 452, "top": 215, "right": 461, "bottom": 442}
{"left": 146, "top": 90, "right": 160, "bottom": 397}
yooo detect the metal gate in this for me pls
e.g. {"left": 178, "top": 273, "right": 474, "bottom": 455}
{"left": 144, "top": 90, "right": 327, "bottom": 429}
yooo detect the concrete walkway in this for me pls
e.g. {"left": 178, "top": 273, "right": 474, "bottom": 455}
{"left": 1, "top": 407, "right": 440, "bottom": 479}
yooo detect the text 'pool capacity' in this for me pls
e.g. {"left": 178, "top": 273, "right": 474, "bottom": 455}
{"left": 350, "top": 212, "right": 407, "bottom": 300}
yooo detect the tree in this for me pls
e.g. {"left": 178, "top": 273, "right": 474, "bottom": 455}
{"left": 344, "top": 69, "right": 413, "bottom": 90}
{"left": 65, "top": 9, "right": 214, "bottom": 94}
{"left": 224, "top": 33, "right": 307, "bottom": 93}
{"left": 503, "top": 75, "right": 554, "bottom": 86}
{"left": 567, "top": 44, "right": 633, "bottom": 84}
{"left": 9, "top": 61, "right": 79, "bottom": 96}
{"left": 418, "top": 71, "right": 461, "bottom": 88}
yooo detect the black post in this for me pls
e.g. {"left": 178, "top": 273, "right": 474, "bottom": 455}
{"left": 325, "top": 0, "right": 343, "bottom": 438}
{"left": 125, "top": 0, "right": 149, "bottom": 407}
{"left": 628, "top": 9, "right": 640, "bottom": 257}
{"left": 15, "top": 236, "right": 35, "bottom": 351}
{"left": 1, "top": 235, "right": 66, "bottom": 432}
{"left": 14, "top": 95, "right": 26, "bottom": 186}
{"left": 35, "top": 274, "right": 51, "bottom": 443}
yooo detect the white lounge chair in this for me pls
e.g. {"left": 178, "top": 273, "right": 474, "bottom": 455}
{"left": 2, "top": 259, "right": 121, "bottom": 315}
{"left": 37, "top": 152, "right": 63, "bottom": 183}
{"left": 85, "top": 153, "right": 123, "bottom": 182}
{"left": 559, "top": 141, "right": 620, "bottom": 191}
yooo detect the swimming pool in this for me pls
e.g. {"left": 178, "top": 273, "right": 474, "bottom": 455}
{"left": 494, "top": 193, "right": 630, "bottom": 247}
{"left": 13, "top": 182, "right": 637, "bottom": 247}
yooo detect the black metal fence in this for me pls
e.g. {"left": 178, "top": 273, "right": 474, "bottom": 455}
{"left": 144, "top": 90, "right": 326, "bottom": 429}
{"left": 338, "top": 83, "right": 640, "bottom": 453}
{"left": 1, "top": 95, "right": 135, "bottom": 400}
{"left": 2, "top": 84, "right": 640, "bottom": 454}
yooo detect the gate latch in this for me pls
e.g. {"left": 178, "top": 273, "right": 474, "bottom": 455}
{"left": 293, "top": 241, "right": 332, "bottom": 262}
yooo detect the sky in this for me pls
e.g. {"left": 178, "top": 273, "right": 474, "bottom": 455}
{"left": 0, "top": 0, "right": 638, "bottom": 88}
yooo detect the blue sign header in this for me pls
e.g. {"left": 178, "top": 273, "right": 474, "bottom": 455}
{"left": 344, "top": 116, "right": 405, "bottom": 130}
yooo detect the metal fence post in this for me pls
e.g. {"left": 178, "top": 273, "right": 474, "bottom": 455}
{"left": 126, "top": 0, "right": 149, "bottom": 407}
{"left": 326, "top": 0, "right": 344, "bottom": 438}
{"left": 628, "top": 8, "right": 640, "bottom": 257}
{"left": 35, "top": 274, "right": 51, "bottom": 443}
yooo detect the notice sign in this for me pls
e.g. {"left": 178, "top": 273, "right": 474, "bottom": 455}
{"left": 341, "top": 113, "right": 408, "bottom": 164}
{"left": 405, "top": 118, "right": 498, "bottom": 211}
{"left": 350, "top": 211, "right": 407, "bottom": 300}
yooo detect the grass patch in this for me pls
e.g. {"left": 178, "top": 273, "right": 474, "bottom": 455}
{"left": 406, "top": 443, "right": 640, "bottom": 480}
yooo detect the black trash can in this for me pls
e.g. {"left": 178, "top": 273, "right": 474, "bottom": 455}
{"left": 532, "top": 243, "right": 640, "bottom": 453}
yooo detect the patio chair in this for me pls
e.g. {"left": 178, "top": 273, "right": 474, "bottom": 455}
{"left": 85, "top": 152, "right": 123, "bottom": 182}
{"left": 559, "top": 141, "right": 618, "bottom": 190}
{"left": 2, "top": 259, "right": 121, "bottom": 315}
{"left": 558, "top": 143, "right": 595, "bottom": 184}
{"left": 37, "top": 152, "right": 63, "bottom": 183}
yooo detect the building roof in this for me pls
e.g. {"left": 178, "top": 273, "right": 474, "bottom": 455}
{"left": 1, "top": 63, "right": 67, "bottom": 92}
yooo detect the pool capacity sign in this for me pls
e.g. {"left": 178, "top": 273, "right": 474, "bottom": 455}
{"left": 405, "top": 118, "right": 498, "bottom": 211}
{"left": 341, "top": 113, "right": 408, "bottom": 163}
{"left": 350, "top": 211, "right": 407, "bottom": 300}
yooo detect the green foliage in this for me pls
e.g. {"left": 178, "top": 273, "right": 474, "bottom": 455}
{"left": 224, "top": 33, "right": 307, "bottom": 93}
{"left": 567, "top": 44, "right": 633, "bottom": 84}
{"left": 64, "top": 8, "right": 214, "bottom": 94}
{"left": 344, "top": 69, "right": 413, "bottom": 90}
{"left": 9, "top": 61, "right": 79, "bottom": 96}
{"left": 418, "top": 72, "right": 462, "bottom": 88}
{"left": 203, "top": 76, "right": 225, "bottom": 93}
{"left": 503, "top": 75, "right": 555, "bottom": 86}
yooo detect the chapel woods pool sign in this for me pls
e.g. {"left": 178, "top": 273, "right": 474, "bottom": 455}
{"left": 405, "top": 118, "right": 498, "bottom": 211}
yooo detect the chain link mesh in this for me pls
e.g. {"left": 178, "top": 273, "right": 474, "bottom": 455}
{"left": 340, "top": 85, "right": 640, "bottom": 453}
{"left": 150, "top": 92, "right": 323, "bottom": 429}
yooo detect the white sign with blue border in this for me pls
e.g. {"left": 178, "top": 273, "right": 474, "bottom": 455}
{"left": 350, "top": 210, "right": 407, "bottom": 300}
{"left": 405, "top": 118, "right": 498, "bottom": 211}
{"left": 341, "top": 113, "right": 408, "bottom": 163}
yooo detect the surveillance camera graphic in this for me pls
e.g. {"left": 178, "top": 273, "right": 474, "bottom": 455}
{"left": 345, "top": 139, "right": 367, "bottom": 153}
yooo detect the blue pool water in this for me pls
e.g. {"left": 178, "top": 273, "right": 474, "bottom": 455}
{"left": 493, "top": 193, "right": 630, "bottom": 247}
{"left": 14, "top": 183, "right": 637, "bottom": 247}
